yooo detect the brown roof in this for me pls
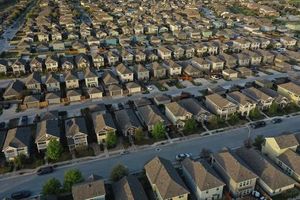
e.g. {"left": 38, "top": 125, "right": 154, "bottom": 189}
{"left": 165, "top": 102, "right": 191, "bottom": 117}
{"left": 144, "top": 156, "right": 189, "bottom": 199}
{"left": 236, "top": 147, "right": 295, "bottom": 191}
{"left": 213, "top": 150, "right": 257, "bottom": 183}
{"left": 206, "top": 93, "right": 235, "bottom": 108}
{"left": 278, "top": 82, "right": 300, "bottom": 95}
{"left": 273, "top": 134, "right": 299, "bottom": 149}
{"left": 113, "top": 175, "right": 148, "bottom": 200}
{"left": 277, "top": 149, "right": 300, "bottom": 175}
{"left": 3, "top": 127, "right": 32, "bottom": 150}
{"left": 182, "top": 158, "right": 225, "bottom": 191}
{"left": 92, "top": 113, "right": 116, "bottom": 134}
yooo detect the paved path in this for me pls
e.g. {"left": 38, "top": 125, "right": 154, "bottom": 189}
{"left": 1, "top": 114, "right": 300, "bottom": 198}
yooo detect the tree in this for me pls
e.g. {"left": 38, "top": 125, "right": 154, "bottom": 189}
{"left": 208, "top": 115, "right": 224, "bottom": 129}
{"left": 151, "top": 122, "right": 166, "bottom": 140}
{"left": 253, "top": 135, "right": 265, "bottom": 151}
{"left": 42, "top": 178, "right": 62, "bottom": 195}
{"left": 183, "top": 118, "right": 197, "bottom": 133}
{"left": 227, "top": 113, "right": 240, "bottom": 125}
{"left": 13, "top": 154, "right": 27, "bottom": 169}
{"left": 106, "top": 131, "right": 117, "bottom": 148}
{"left": 110, "top": 164, "right": 129, "bottom": 182}
{"left": 134, "top": 128, "right": 144, "bottom": 142}
{"left": 268, "top": 102, "right": 279, "bottom": 116}
{"left": 63, "top": 169, "right": 83, "bottom": 191}
{"left": 46, "top": 139, "right": 63, "bottom": 161}
{"left": 249, "top": 107, "right": 261, "bottom": 120}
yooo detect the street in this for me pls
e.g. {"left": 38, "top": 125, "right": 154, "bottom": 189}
{"left": 1, "top": 114, "right": 300, "bottom": 198}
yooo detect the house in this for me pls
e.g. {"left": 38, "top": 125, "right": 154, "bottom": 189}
{"left": 234, "top": 53, "right": 250, "bottom": 67}
{"left": 178, "top": 98, "right": 212, "bottom": 122}
{"left": 255, "top": 49, "right": 275, "bottom": 64}
{"left": 3, "top": 80, "right": 24, "bottom": 100}
{"left": 25, "top": 72, "right": 41, "bottom": 92}
{"left": 115, "top": 63, "right": 134, "bottom": 82}
{"left": 75, "top": 54, "right": 90, "bottom": 70}
{"left": 45, "top": 55, "right": 59, "bottom": 71}
{"left": 236, "top": 147, "right": 295, "bottom": 196}
{"left": 150, "top": 62, "right": 167, "bottom": 79}
{"left": 133, "top": 64, "right": 149, "bottom": 81}
{"left": 277, "top": 82, "right": 300, "bottom": 105}
{"left": 61, "top": 57, "right": 75, "bottom": 71}
{"left": 168, "top": 45, "right": 185, "bottom": 59}
{"left": 226, "top": 91, "right": 256, "bottom": 116}
{"left": 126, "top": 82, "right": 141, "bottom": 94}
{"left": 65, "top": 117, "right": 88, "bottom": 151}
{"left": 244, "top": 50, "right": 262, "bottom": 66}
{"left": 92, "top": 113, "right": 116, "bottom": 144}
{"left": 242, "top": 87, "right": 274, "bottom": 110}
{"left": 45, "top": 92, "right": 61, "bottom": 105}
{"left": 212, "top": 149, "right": 257, "bottom": 198}
{"left": 115, "top": 109, "right": 142, "bottom": 137}
{"left": 262, "top": 133, "right": 299, "bottom": 159}
{"left": 65, "top": 71, "right": 79, "bottom": 89}
{"left": 276, "top": 149, "right": 300, "bottom": 182}
{"left": 280, "top": 37, "right": 297, "bottom": 49}
{"left": 45, "top": 73, "right": 60, "bottom": 92}
{"left": 163, "top": 60, "right": 182, "bottom": 76}
{"left": 0, "top": 60, "right": 9, "bottom": 74}
{"left": 84, "top": 68, "right": 99, "bottom": 87}
{"left": 11, "top": 59, "right": 26, "bottom": 74}
{"left": 260, "top": 87, "right": 290, "bottom": 108}
{"left": 137, "top": 105, "right": 167, "bottom": 131}
{"left": 30, "top": 57, "right": 44, "bottom": 72}
{"left": 206, "top": 56, "right": 224, "bottom": 73}
{"left": 236, "top": 67, "right": 252, "bottom": 77}
{"left": 67, "top": 90, "right": 82, "bottom": 102}
{"left": 107, "top": 84, "right": 123, "bottom": 97}
{"left": 72, "top": 174, "right": 106, "bottom": 200}
{"left": 2, "top": 127, "right": 32, "bottom": 160}
{"left": 165, "top": 102, "right": 193, "bottom": 128}
{"left": 205, "top": 93, "right": 237, "bottom": 119}
{"left": 191, "top": 57, "right": 211, "bottom": 72}
{"left": 222, "top": 69, "right": 238, "bottom": 80}
{"left": 113, "top": 175, "right": 148, "bottom": 200}
{"left": 35, "top": 120, "right": 60, "bottom": 152}
{"left": 23, "top": 95, "right": 40, "bottom": 109}
{"left": 157, "top": 46, "right": 172, "bottom": 60}
{"left": 218, "top": 53, "right": 237, "bottom": 68}
{"left": 144, "top": 157, "right": 190, "bottom": 200}
{"left": 102, "top": 70, "right": 119, "bottom": 86}
{"left": 87, "top": 87, "right": 103, "bottom": 99}
{"left": 183, "top": 64, "right": 202, "bottom": 78}
{"left": 91, "top": 53, "right": 105, "bottom": 68}
{"left": 182, "top": 158, "right": 225, "bottom": 200}
{"left": 153, "top": 94, "right": 171, "bottom": 105}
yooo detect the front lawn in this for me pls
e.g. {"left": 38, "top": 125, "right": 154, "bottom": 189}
{"left": 227, "top": 114, "right": 249, "bottom": 126}
{"left": 206, "top": 116, "right": 228, "bottom": 130}
{"left": 249, "top": 108, "right": 265, "bottom": 121}
{"left": 75, "top": 147, "right": 95, "bottom": 158}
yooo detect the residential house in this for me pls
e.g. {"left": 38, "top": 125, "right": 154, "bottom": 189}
{"left": 67, "top": 90, "right": 82, "bottom": 102}
{"left": 168, "top": 45, "right": 185, "bottom": 59}
{"left": 45, "top": 92, "right": 61, "bottom": 105}
{"left": 30, "top": 57, "right": 44, "bottom": 72}
{"left": 115, "top": 109, "right": 142, "bottom": 137}
{"left": 35, "top": 120, "right": 60, "bottom": 152}
{"left": 260, "top": 87, "right": 290, "bottom": 108}
{"left": 105, "top": 51, "right": 119, "bottom": 66}
{"left": 222, "top": 69, "right": 238, "bottom": 80}
{"left": 255, "top": 49, "right": 275, "bottom": 64}
{"left": 133, "top": 64, "right": 149, "bottom": 81}
{"left": 75, "top": 54, "right": 90, "bottom": 70}
{"left": 205, "top": 93, "right": 237, "bottom": 119}
{"left": 23, "top": 95, "right": 40, "bottom": 109}
{"left": 226, "top": 91, "right": 256, "bottom": 116}
{"left": 137, "top": 105, "right": 167, "bottom": 131}
{"left": 107, "top": 84, "right": 123, "bottom": 97}
{"left": 276, "top": 149, "right": 300, "bottom": 182}
{"left": 11, "top": 59, "right": 26, "bottom": 74}
{"left": 65, "top": 117, "right": 88, "bottom": 151}
{"left": 236, "top": 147, "right": 295, "bottom": 196}
{"left": 61, "top": 57, "right": 75, "bottom": 71}
{"left": 65, "top": 71, "right": 79, "bottom": 89}
{"left": 182, "top": 158, "right": 225, "bottom": 200}
{"left": 84, "top": 68, "right": 99, "bottom": 87}
{"left": 2, "top": 127, "right": 32, "bottom": 160}
{"left": 178, "top": 98, "right": 212, "bottom": 122}
{"left": 244, "top": 50, "right": 262, "bottom": 66}
{"left": 126, "top": 82, "right": 141, "bottom": 94}
{"left": 277, "top": 82, "right": 300, "bottom": 105}
{"left": 87, "top": 87, "right": 103, "bottom": 99}
{"left": 45, "top": 73, "right": 60, "bottom": 92}
{"left": 0, "top": 60, "right": 9, "bottom": 74}
{"left": 218, "top": 53, "right": 237, "bottom": 69}
{"left": 242, "top": 87, "right": 274, "bottom": 110}
{"left": 113, "top": 175, "right": 148, "bottom": 200}
{"left": 157, "top": 46, "right": 172, "bottom": 60}
{"left": 25, "top": 72, "right": 41, "bottom": 92}
{"left": 72, "top": 175, "right": 106, "bottom": 200}
{"left": 234, "top": 53, "right": 250, "bottom": 67}
{"left": 3, "top": 80, "right": 24, "bottom": 100}
{"left": 183, "top": 64, "right": 202, "bottom": 78}
{"left": 144, "top": 157, "right": 190, "bottom": 200}
{"left": 163, "top": 60, "right": 182, "bottom": 76}
{"left": 236, "top": 67, "right": 252, "bottom": 77}
{"left": 91, "top": 53, "right": 105, "bottom": 69}
{"left": 280, "top": 37, "right": 297, "bottom": 49}
{"left": 191, "top": 57, "right": 211, "bottom": 73}
{"left": 212, "top": 149, "right": 257, "bottom": 198}
{"left": 92, "top": 113, "right": 116, "bottom": 144}
{"left": 150, "top": 62, "right": 167, "bottom": 79}
{"left": 165, "top": 102, "right": 193, "bottom": 128}
{"left": 115, "top": 63, "right": 134, "bottom": 82}
{"left": 206, "top": 56, "right": 224, "bottom": 73}
{"left": 45, "top": 55, "right": 59, "bottom": 71}
{"left": 262, "top": 133, "right": 299, "bottom": 159}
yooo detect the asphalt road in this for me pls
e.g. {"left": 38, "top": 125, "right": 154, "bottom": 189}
{"left": 1, "top": 115, "right": 300, "bottom": 198}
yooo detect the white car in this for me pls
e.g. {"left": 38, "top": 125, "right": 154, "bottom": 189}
{"left": 147, "top": 86, "right": 153, "bottom": 91}
{"left": 175, "top": 153, "right": 192, "bottom": 161}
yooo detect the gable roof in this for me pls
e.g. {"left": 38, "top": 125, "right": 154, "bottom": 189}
{"left": 116, "top": 63, "right": 133, "bottom": 74}
{"left": 137, "top": 105, "right": 165, "bottom": 127}
{"left": 178, "top": 98, "right": 210, "bottom": 116}
{"left": 3, "top": 80, "right": 24, "bottom": 98}
{"left": 26, "top": 72, "right": 41, "bottom": 85}
{"left": 273, "top": 133, "right": 299, "bottom": 149}
{"left": 65, "top": 117, "right": 88, "bottom": 137}
{"left": 102, "top": 71, "right": 119, "bottom": 85}
{"left": 182, "top": 158, "right": 225, "bottom": 191}
{"left": 115, "top": 109, "right": 141, "bottom": 132}
{"left": 35, "top": 120, "right": 60, "bottom": 142}
{"left": 3, "top": 127, "right": 32, "bottom": 150}
{"left": 206, "top": 93, "right": 235, "bottom": 108}
{"left": 113, "top": 175, "right": 148, "bottom": 200}
{"left": 278, "top": 82, "right": 300, "bottom": 95}
{"left": 165, "top": 102, "right": 191, "bottom": 117}
{"left": 92, "top": 113, "right": 116, "bottom": 133}
{"left": 144, "top": 156, "right": 189, "bottom": 199}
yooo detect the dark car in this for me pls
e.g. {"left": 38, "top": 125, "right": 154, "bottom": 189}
{"left": 21, "top": 116, "right": 28, "bottom": 125}
{"left": 3, "top": 103, "right": 10, "bottom": 109}
{"left": 271, "top": 118, "right": 282, "bottom": 124}
{"left": 37, "top": 166, "right": 54, "bottom": 175}
{"left": 11, "top": 190, "right": 31, "bottom": 199}
{"left": 0, "top": 122, "right": 5, "bottom": 129}
{"left": 250, "top": 121, "right": 266, "bottom": 129}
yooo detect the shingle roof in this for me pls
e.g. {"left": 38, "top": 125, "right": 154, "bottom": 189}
{"left": 144, "top": 156, "right": 189, "bottom": 199}
{"left": 116, "top": 63, "right": 132, "bottom": 74}
{"left": 113, "top": 175, "right": 148, "bottom": 200}
{"left": 3, "top": 127, "right": 32, "bottom": 150}
{"left": 206, "top": 93, "right": 235, "bottom": 108}
{"left": 278, "top": 82, "right": 300, "bottom": 95}
{"left": 277, "top": 149, "right": 300, "bottom": 176}
{"left": 35, "top": 120, "right": 60, "bottom": 142}
{"left": 165, "top": 102, "right": 191, "bottom": 117}
{"left": 3, "top": 80, "right": 24, "bottom": 98}
{"left": 65, "top": 117, "right": 88, "bottom": 137}
{"left": 92, "top": 113, "right": 116, "bottom": 134}
{"left": 137, "top": 105, "right": 165, "bottom": 127}
{"left": 182, "top": 158, "right": 225, "bottom": 191}
{"left": 236, "top": 147, "right": 295, "bottom": 191}
{"left": 115, "top": 109, "right": 141, "bottom": 133}
{"left": 273, "top": 134, "right": 299, "bottom": 149}
{"left": 178, "top": 98, "right": 210, "bottom": 116}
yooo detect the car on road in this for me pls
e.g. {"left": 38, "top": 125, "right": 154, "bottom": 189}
{"left": 120, "top": 150, "right": 129, "bottom": 155}
{"left": 21, "top": 116, "right": 28, "bottom": 125}
{"left": 175, "top": 153, "right": 192, "bottom": 161}
{"left": 0, "top": 122, "right": 5, "bottom": 129}
{"left": 10, "top": 190, "right": 31, "bottom": 199}
{"left": 37, "top": 166, "right": 54, "bottom": 175}
{"left": 146, "top": 86, "right": 153, "bottom": 91}
{"left": 3, "top": 103, "right": 10, "bottom": 109}
{"left": 250, "top": 121, "right": 266, "bottom": 129}
{"left": 155, "top": 148, "right": 161, "bottom": 151}
{"left": 271, "top": 118, "right": 282, "bottom": 124}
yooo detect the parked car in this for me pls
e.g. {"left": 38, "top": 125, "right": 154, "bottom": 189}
{"left": 21, "top": 116, "right": 28, "bottom": 125}
{"left": 0, "top": 122, "right": 5, "bottom": 129}
{"left": 120, "top": 150, "right": 129, "bottom": 155}
{"left": 175, "top": 153, "right": 192, "bottom": 161}
{"left": 271, "top": 118, "right": 282, "bottom": 124}
{"left": 250, "top": 121, "right": 266, "bottom": 129}
{"left": 3, "top": 103, "right": 10, "bottom": 109}
{"left": 37, "top": 166, "right": 54, "bottom": 175}
{"left": 147, "top": 86, "right": 153, "bottom": 91}
{"left": 11, "top": 190, "right": 31, "bottom": 199}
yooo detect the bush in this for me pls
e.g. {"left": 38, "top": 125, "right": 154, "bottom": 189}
{"left": 106, "top": 131, "right": 117, "bottom": 148}
{"left": 42, "top": 178, "right": 62, "bottom": 195}
{"left": 110, "top": 164, "right": 129, "bottom": 182}
{"left": 46, "top": 139, "right": 63, "bottom": 161}
{"left": 63, "top": 169, "right": 83, "bottom": 192}
{"left": 151, "top": 122, "right": 166, "bottom": 140}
